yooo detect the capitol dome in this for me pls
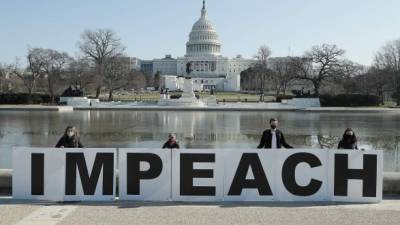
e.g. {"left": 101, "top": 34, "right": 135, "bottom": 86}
{"left": 186, "top": 1, "right": 221, "bottom": 57}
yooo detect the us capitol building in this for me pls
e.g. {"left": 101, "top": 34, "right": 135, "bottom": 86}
{"left": 139, "top": 1, "right": 254, "bottom": 92}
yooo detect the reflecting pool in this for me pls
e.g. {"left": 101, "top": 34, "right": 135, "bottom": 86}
{"left": 1, "top": 110, "right": 399, "bottom": 171}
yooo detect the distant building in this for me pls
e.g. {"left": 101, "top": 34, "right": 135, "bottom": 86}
{"left": 119, "top": 57, "right": 141, "bottom": 70}
{"left": 140, "top": 60, "right": 154, "bottom": 76}
{"left": 153, "top": 55, "right": 177, "bottom": 75}
{"left": 138, "top": 1, "right": 255, "bottom": 92}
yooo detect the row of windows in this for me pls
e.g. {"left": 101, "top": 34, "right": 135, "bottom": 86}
{"left": 155, "top": 69, "right": 176, "bottom": 72}
{"left": 154, "top": 66, "right": 176, "bottom": 69}
{"left": 203, "top": 85, "right": 216, "bottom": 90}
{"left": 155, "top": 66, "right": 176, "bottom": 69}
{"left": 195, "top": 25, "right": 212, "bottom": 30}
{"left": 190, "top": 34, "right": 218, "bottom": 40}
{"left": 187, "top": 44, "right": 221, "bottom": 52}
{"left": 194, "top": 80, "right": 214, "bottom": 84}
{"left": 155, "top": 63, "right": 176, "bottom": 66}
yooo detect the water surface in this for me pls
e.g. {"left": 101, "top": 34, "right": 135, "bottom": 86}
{"left": 0, "top": 110, "right": 399, "bottom": 171}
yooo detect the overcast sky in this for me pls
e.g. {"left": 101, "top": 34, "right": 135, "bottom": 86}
{"left": 1, "top": 0, "right": 400, "bottom": 65}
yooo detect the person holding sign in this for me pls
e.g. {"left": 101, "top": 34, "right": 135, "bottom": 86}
{"left": 55, "top": 126, "right": 84, "bottom": 148}
{"left": 257, "top": 118, "right": 293, "bottom": 149}
{"left": 338, "top": 128, "right": 358, "bottom": 150}
{"left": 162, "top": 133, "right": 180, "bottom": 149}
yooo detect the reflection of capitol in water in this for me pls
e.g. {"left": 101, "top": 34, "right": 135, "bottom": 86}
{"left": 79, "top": 110, "right": 249, "bottom": 148}
{"left": 157, "top": 111, "right": 244, "bottom": 148}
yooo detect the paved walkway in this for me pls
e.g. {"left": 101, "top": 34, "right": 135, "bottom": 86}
{"left": 1, "top": 197, "right": 400, "bottom": 225}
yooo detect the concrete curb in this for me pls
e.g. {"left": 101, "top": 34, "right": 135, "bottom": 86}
{"left": 0, "top": 106, "right": 73, "bottom": 111}
{"left": 74, "top": 107, "right": 300, "bottom": 112}
{"left": 1, "top": 105, "right": 399, "bottom": 112}
{"left": 1, "top": 169, "right": 399, "bottom": 196}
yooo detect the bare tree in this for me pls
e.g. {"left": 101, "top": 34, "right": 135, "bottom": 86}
{"left": 254, "top": 45, "right": 272, "bottom": 101}
{"left": 11, "top": 49, "right": 46, "bottom": 96}
{"left": 34, "top": 49, "right": 72, "bottom": 102}
{"left": 363, "top": 67, "right": 393, "bottom": 104}
{"left": 0, "top": 63, "right": 6, "bottom": 92}
{"left": 131, "top": 71, "right": 147, "bottom": 92}
{"left": 338, "top": 65, "right": 364, "bottom": 95}
{"left": 374, "top": 39, "right": 400, "bottom": 105}
{"left": 67, "top": 57, "right": 95, "bottom": 93}
{"left": 78, "top": 29, "right": 125, "bottom": 98}
{"left": 103, "top": 55, "right": 132, "bottom": 100}
{"left": 333, "top": 60, "right": 364, "bottom": 94}
{"left": 270, "top": 57, "right": 295, "bottom": 98}
{"left": 291, "top": 44, "right": 346, "bottom": 96}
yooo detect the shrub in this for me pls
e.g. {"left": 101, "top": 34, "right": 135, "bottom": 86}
{"left": 169, "top": 94, "right": 181, "bottom": 99}
{"left": 319, "top": 94, "right": 380, "bottom": 107}
{"left": 169, "top": 94, "right": 200, "bottom": 99}
{"left": 276, "top": 95, "right": 293, "bottom": 102}
{"left": 0, "top": 93, "right": 59, "bottom": 104}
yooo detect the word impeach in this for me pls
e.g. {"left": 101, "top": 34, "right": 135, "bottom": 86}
{"left": 12, "top": 148, "right": 383, "bottom": 202}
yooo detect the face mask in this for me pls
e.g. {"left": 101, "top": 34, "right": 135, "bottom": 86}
{"left": 270, "top": 125, "right": 277, "bottom": 130}
{"left": 67, "top": 131, "right": 75, "bottom": 138}
{"left": 346, "top": 132, "right": 353, "bottom": 137}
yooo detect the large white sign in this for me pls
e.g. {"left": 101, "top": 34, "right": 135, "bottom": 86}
{"left": 172, "top": 149, "right": 224, "bottom": 202}
{"left": 119, "top": 148, "right": 171, "bottom": 201}
{"left": 13, "top": 148, "right": 116, "bottom": 201}
{"left": 223, "top": 149, "right": 278, "bottom": 201}
{"left": 12, "top": 148, "right": 383, "bottom": 202}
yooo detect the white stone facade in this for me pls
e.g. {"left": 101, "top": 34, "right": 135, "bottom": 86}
{"left": 162, "top": 75, "right": 204, "bottom": 91}
{"left": 153, "top": 55, "right": 177, "bottom": 75}
{"left": 140, "top": 1, "right": 255, "bottom": 92}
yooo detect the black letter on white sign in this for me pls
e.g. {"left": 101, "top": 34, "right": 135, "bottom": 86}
{"left": 180, "top": 153, "right": 215, "bottom": 196}
{"left": 65, "top": 153, "right": 114, "bottom": 195}
{"left": 127, "top": 153, "right": 163, "bottom": 195}
{"left": 228, "top": 153, "right": 272, "bottom": 195}
{"left": 31, "top": 153, "right": 44, "bottom": 195}
{"left": 334, "top": 154, "right": 377, "bottom": 197}
{"left": 282, "top": 153, "right": 322, "bottom": 196}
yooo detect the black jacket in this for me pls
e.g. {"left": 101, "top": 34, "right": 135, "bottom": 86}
{"left": 162, "top": 141, "right": 180, "bottom": 149}
{"left": 257, "top": 129, "right": 293, "bottom": 149}
{"left": 55, "top": 136, "right": 84, "bottom": 148}
{"left": 338, "top": 140, "right": 358, "bottom": 150}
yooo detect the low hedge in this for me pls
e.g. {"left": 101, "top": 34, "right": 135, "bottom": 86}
{"left": 0, "top": 93, "right": 59, "bottom": 104}
{"left": 319, "top": 94, "right": 380, "bottom": 107}
{"left": 169, "top": 94, "right": 200, "bottom": 99}
{"left": 276, "top": 95, "right": 294, "bottom": 102}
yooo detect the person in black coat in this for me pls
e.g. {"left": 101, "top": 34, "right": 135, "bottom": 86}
{"left": 338, "top": 128, "right": 358, "bottom": 150}
{"left": 162, "top": 133, "right": 180, "bottom": 149}
{"left": 257, "top": 118, "right": 293, "bottom": 149}
{"left": 55, "top": 126, "right": 84, "bottom": 148}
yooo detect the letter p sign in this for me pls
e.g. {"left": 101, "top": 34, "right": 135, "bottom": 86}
{"left": 119, "top": 149, "right": 171, "bottom": 201}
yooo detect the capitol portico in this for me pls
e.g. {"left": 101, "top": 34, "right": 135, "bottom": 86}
{"left": 140, "top": 1, "right": 254, "bottom": 92}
